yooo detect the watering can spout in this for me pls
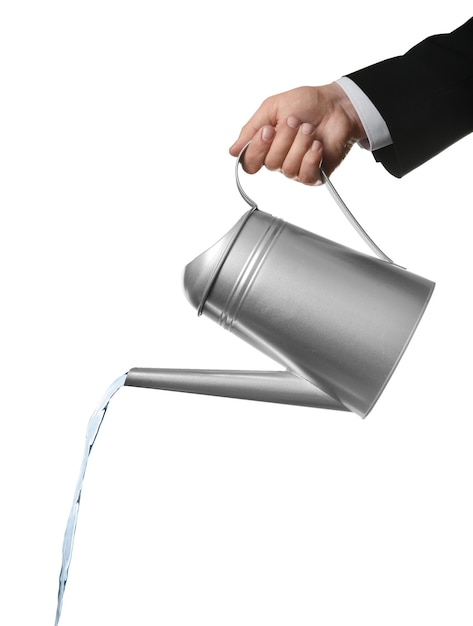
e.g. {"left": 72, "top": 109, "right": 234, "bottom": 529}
{"left": 124, "top": 368, "right": 348, "bottom": 412}
{"left": 129, "top": 168, "right": 435, "bottom": 418}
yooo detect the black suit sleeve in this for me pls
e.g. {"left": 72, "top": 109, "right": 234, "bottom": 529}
{"left": 347, "top": 18, "right": 473, "bottom": 177}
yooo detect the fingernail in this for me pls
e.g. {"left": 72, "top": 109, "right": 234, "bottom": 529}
{"left": 301, "top": 122, "right": 314, "bottom": 135}
{"left": 287, "top": 116, "right": 300, "bottom": 129}
{"left": 261, "top": 126, "right": 275, "bottom": 142}
{"left": 311, "top": 139, "right": 322, "bottom": 151}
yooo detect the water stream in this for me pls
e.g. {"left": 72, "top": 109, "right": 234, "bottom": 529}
{"left": 54, "top": 373, "right": 128, "bottom": 626}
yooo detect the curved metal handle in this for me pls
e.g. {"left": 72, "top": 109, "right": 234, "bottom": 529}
{"left": 235, "top": 142, "right": 259, "bottom": 209}
{"left": 236, "top": 142, "right": 394, "bottom": 265}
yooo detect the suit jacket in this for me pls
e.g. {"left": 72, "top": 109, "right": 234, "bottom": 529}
{"left": 348, "top": 18, "right": 473, "bottom": 177}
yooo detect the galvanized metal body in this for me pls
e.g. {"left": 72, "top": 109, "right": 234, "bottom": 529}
{"left": 125, "top": 151, "right": 435, "bottom": 418}
{"left": 183, "top": 208, "right": 434, "bottom": 417}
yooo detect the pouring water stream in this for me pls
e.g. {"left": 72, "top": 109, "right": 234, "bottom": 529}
{"left": 54, "top": 373, "right": 127, "bottom": 626}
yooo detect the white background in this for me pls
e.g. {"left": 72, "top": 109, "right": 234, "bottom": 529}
{"left": 1, "top": 3, "right": 472, "bottom": 625}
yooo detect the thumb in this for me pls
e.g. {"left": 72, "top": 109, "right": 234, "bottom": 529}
{"left": 319, "top": 134, "right": 356, "bottom": 178}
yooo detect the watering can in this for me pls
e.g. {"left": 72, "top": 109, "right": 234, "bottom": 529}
{"left": 125, "top": 150, "right": 435, "bottom": 418}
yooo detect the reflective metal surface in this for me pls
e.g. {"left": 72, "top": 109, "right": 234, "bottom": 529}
{"left": 182, "top": 209, "right": 434, "bottom": 417}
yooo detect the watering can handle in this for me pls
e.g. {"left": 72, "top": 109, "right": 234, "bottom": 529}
{"left": 235, "top": 142, "right": 394, "bottom": 265}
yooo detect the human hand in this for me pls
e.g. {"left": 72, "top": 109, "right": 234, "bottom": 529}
{"left": 229, "top": 83, "right": 366, "bottom": 185}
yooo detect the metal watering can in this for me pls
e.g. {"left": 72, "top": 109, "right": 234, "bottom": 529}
{"left": 125, "top": 151, "right": 435, "bottom": 418}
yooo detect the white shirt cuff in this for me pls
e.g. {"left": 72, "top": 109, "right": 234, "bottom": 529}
{"left": 336, "top": 76, "right": 393, "bottom": 151}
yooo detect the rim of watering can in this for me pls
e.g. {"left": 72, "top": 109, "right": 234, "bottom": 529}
{"left": 196, "top": 143, "right": 258, "bottom": 316}
{"left": 196, "top": 205, "right": 257, "bottom": 316}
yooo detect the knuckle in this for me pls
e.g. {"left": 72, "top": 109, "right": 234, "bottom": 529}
{"left": 264, "top": 154, "right": 282, "bottom": 171}
{"left": 242, "top": 160, "right": 260, "bottom": 175}
{"left": 281, "top": 164, "right": 298, "bottom": 179}
{"left": 299, "top": 173, "right": 316, "bottom": 185}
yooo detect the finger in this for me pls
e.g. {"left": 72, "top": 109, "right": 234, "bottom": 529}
{"left": 298, "top": 140, "right": 324, "bottom": 185}
{"left": 263, "top": 115, "right": 301, "bottom": 171}
{"left": 229, "top": 124, "right": 259, "bottom": 157}
{"left": 280, "top": 122, "right": 316, "bottom": 179}
{"left": 229, "top": 100, "right": 278, "bottom": 156}
{"left": 238, "top": 125, "right": 276, "bottom": 174}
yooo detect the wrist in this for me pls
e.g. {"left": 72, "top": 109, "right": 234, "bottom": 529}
{"left": 329, "top": 81, "right": 367, "bottom": 143}
{"left": 334, "top": 77, "right": 393, "bottom": 151}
